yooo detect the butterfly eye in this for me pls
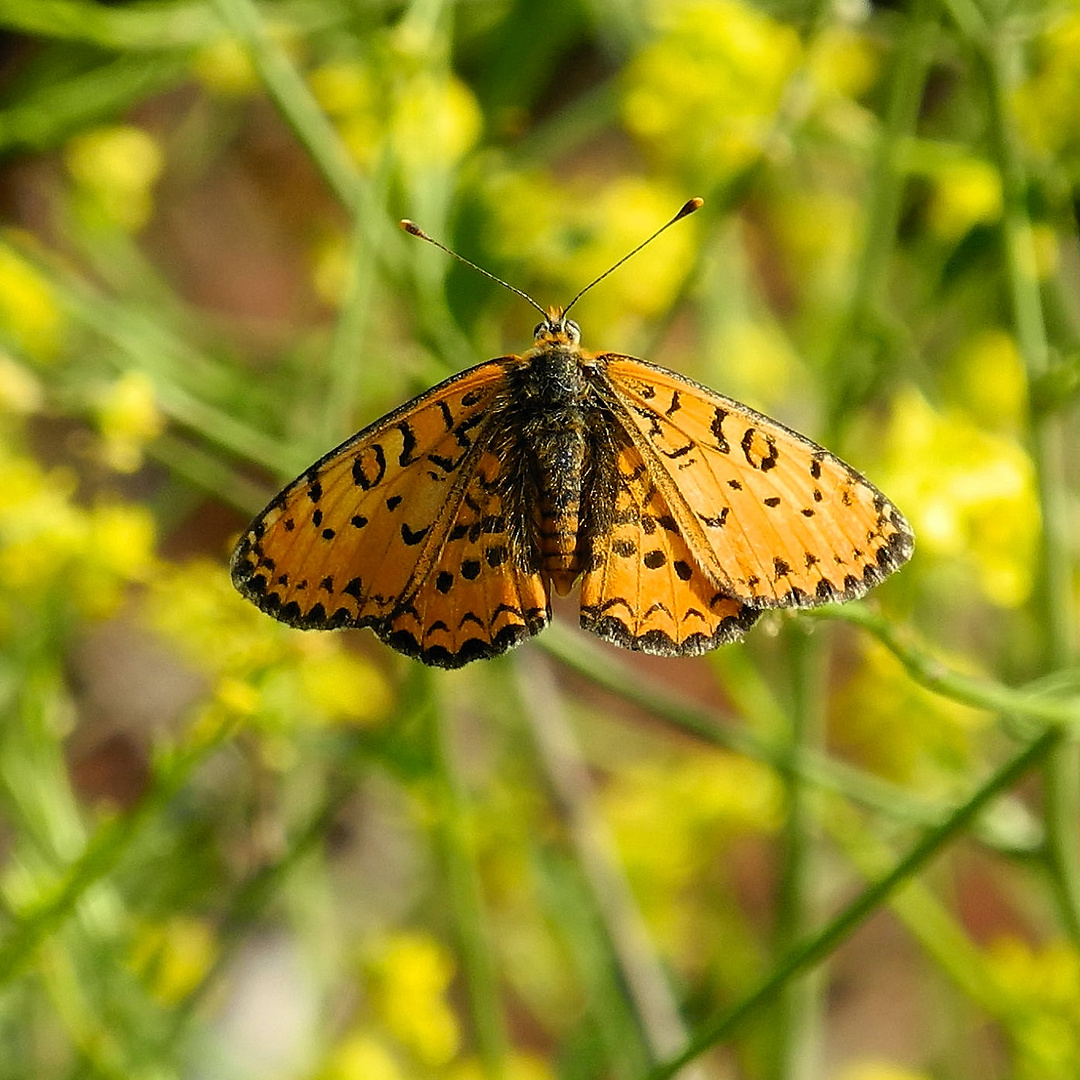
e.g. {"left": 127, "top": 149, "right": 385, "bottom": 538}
{"left": 565, "top": 320, "right": 581, "bottom": 343}
{"left": 533, "top": 321, "right": 548, "bottom": 338}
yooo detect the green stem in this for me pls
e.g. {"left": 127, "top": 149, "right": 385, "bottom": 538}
{"left": 819, "top": 606, "right": 1080, "bottom": 730}
{"left": 429, "top": 684, "right": 507, "bottom": 1078}
{"left": 768, "top": 626, "right": 825, "bottom": 1080}
{"left": 541, "top": 621, "right": 1078, "bottom": 817}
{"left": 0, "top": 713, "right": 239, "bottom": 984}
{"left": 642, "top": 726, "right": 1061, "bottom": 1080}
{"left": 979, "top": 24, "right": 1080, "bottom": 944}
{"left": 825, "top": 0, "right": 935, "bottom": 433}
{"left": 514, "top": 652, "right": 700, "bottom": 1077}
{"left": 211, "top": 0, "right": 360, "bottom": 210}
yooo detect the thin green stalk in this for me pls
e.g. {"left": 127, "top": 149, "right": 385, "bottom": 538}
{"left": 767, "top": 626, "right": 826, "bottom": 1080}
{"left": 0, "top": 0, "right": 344, "bottom": 49}
{"left": 824, "top": 0, "right": 936, "bottom": 433}
{"left": 317, "top": 162, "right": 391, "bottom": 451}
{"left": 540, "top": 622, "right": 1077, "bottom": 818}
{"left": 211, "top": 0, "right": 361, "bottom": 211}
{"left": 0, "top": 713, "right": 240, "bottom": 984}
{"left": 0, "top": 55, "right": 189, "bottom": 152}
{"left": 820, "top": 606, "right": 1080, "bottom": 730}
{"left": 429, "top": 684, "right": 507, "bottom": 1080}
{"left": 979, "top": 25, "right": 1080, "bottom": 943}
{"left": 827, "top": 801, "right": 1004, "bottom": 1019}
{"left": 514, "top": 652, "right": 707, "bottom": 1080}
{"left": 642, "top": 726, "right": 1061, "bottom": 1080}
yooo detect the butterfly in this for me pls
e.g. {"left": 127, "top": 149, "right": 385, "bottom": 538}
{"left": 231, "top": 199, "right": 913, "bottom": 668}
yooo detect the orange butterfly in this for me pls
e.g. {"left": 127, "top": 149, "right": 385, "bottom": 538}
{"left": 231, "top": 199, "right": 913, "bottom": 667}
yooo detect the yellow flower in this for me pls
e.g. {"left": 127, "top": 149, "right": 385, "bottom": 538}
{"left": 623, "top": 0, "right": 801, "bottom": 182}
{"left": 807, "top": 25, "right": 880, "bottom": 100}
{"left": 295, "top": 641, "right": 392, "bottom": 726}
{"left": 482, "top": 174, "right": 699, "bottom": 336}
{"left": 987, "top": 937, "right": 1080, "bottom": 1080}
{"left": 130, "top": 917, "right": 217, "bottom": 1005}
{"left": 882, "top": 388, "right": 1038, "bottom": 608}
{"left": 0, "top": 241, "right": 64, "bottom": 362}
{"left": 926, "top": 158, "right": 1003, "bottom": 241}
{"left": 310, "top": 60, "right": 376, "bottom": 117}
{"left": 320, "top": 1033, "right": 403, "bottom": 1080}
{"left": 948, "top": 329, "right": 1027, "bottom": 433}
{"left": 65, "top": 125, "right": 164, "bottom": 232}
{"left": 75, "top": 502, "right": 157, "bottom": 618}
{"left": 95, "top": 370, "right": 164, "bottom": 473}
{"left": 390, "top": 73, "right": 482, "bottom": 171}
{"left": 836, "top": 1063, "right": 933, "bottom": 1080}
{"left": 0, "top": 443, "right": 155, "bottom": 624}
{"left": 190, "top": 36, "right": 259, "bottom": 96}
{"left": 1014, "top": 14, "right": 1080, "bottom": 160}
{"left": 144, "top": 559, "right": 293, "bottom": 678}
{"left": 372, "top": 932, "right": 460, "bottom": 1067}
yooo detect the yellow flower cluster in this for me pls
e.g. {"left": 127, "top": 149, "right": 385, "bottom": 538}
{"left": 988, "top": 937, "right": 1080, "bottom": 1080}
{"left": 95, "top": 370, "right": 165, "bottom": 474}
{"left": 130, "top": 916, "right": 217, "bottom": 1006}
{"left": 882, "top": 388, "right": 1038, "bottom": 609}
{"left": 1014, "top": 14, "right": 1080, "bottom": 162}
{"left": 0, "top": 243, "right": 64, "bottom": 362}
{"left": 0, "top": 443, "right": 156, "bottom": 629}
{"left": 371, "top": 932, "right": 459, "bottom": 1067}
{"left": 309, "top": 49, "right": 481, "bottom": 174}
{"left": 836, "top": 1062, "right": 933, "bottom": 1080}
{"left": 143, "top": 560, "right": 392, "bottom": 744}
{"left": 623, "top": 0, "right": 802, "bottom": 182}
{"left": 65, "top": 125, "right": 164, "bottom": 233}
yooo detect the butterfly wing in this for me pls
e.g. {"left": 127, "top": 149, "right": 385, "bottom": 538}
{"left": 590, "top": 355, "right": 914, "bottom": 608}
{"left": 230, "top": 359, "right": 550, "bottom": 668}
{"left": 579, "top": 431, "right": 761, "bottom": 655}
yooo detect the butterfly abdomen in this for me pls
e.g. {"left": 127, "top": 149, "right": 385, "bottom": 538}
{"left": 509, "top": 347, "right": 593, "bottom": 595}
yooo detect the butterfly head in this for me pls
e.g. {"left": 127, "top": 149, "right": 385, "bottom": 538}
{"left": 534, "top": 307, "right": 581, "bottom": 348}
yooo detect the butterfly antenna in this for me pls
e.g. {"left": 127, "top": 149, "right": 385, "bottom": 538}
{"left": 400, "top": 219, "right": 548, "bottom": 318}
{"left": 562, "top": 197, "right": 704, "bottom": 317}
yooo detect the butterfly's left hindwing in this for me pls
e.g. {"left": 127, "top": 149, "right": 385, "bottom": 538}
{"left": 231, "top": 358, "right": 550, "bottom": 667}
{"left": 592, "top": 355, "right": 914, "bottom": 608}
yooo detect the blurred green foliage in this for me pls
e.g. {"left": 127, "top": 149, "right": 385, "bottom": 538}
{"left": 1, "top": 0, "right": 1080, "bottom": 1078}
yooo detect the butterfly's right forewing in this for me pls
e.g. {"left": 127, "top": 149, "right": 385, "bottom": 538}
{"left": 595, "top": 355, "right": 913, "bottom": 608}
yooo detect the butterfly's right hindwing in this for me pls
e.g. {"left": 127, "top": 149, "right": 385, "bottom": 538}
{"left": 578, "top": 432, "right": 760, "bottom": 656}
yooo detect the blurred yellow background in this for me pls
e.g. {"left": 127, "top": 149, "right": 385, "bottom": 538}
{"left": 0, "top": 0, "right": 1078, "bottom": 1077}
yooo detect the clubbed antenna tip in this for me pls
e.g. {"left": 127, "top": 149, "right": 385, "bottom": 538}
{"left": 676, "top": 197, "right": 705, "bottom": 220}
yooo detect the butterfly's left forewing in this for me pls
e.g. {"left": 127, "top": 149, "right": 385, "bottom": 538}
{"left": 231, "top": 358, "right": 550, "bottom": 667}
{"left": 593, "top": 355, "right": 913, "bottom": 608}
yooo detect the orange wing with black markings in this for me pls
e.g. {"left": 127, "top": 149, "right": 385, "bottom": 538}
{"left": 591, "top": 355, "right": 914, "bottom": 611}
{"left": 230, "top": 359, "right": 551, "bottom": 668}
{"left": 233, "top": 201, "right": 913, "bottom": 668}
{"left": 579, "top": 433, "right": 760, "bottom": 655}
